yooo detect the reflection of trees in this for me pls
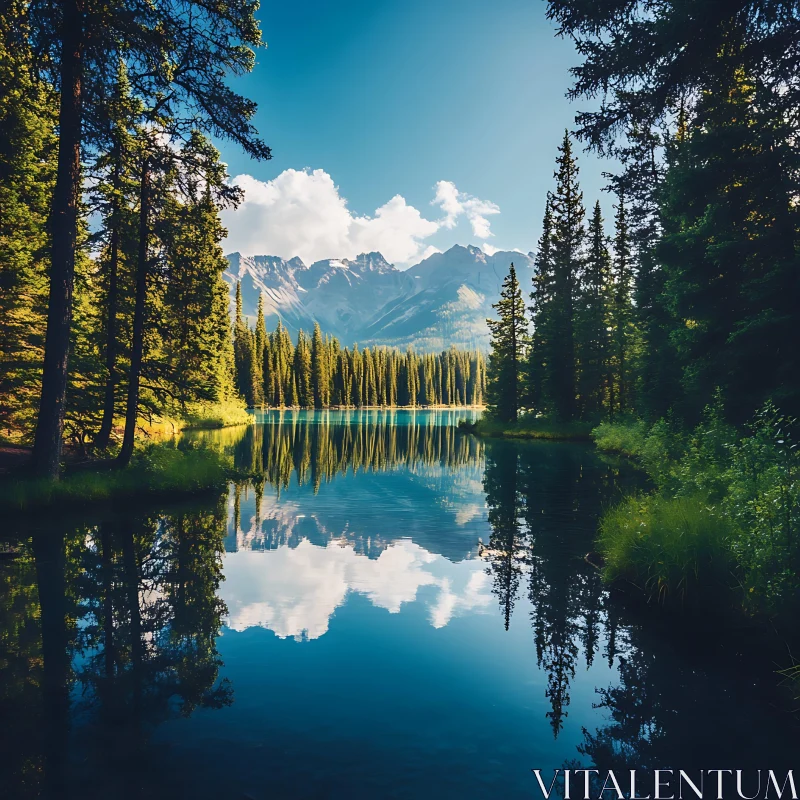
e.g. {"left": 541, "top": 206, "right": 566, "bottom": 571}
{"left": 212, "top": 411, "right": 485, "bottom": 494}
{"left": 0, "top": 496, "right": 230, "bottom": 797}
{"left": 481, "top": 441, "right": 632, "bottom": 737}
{"left": 577, "top": 624, "right": 797, "bottom": 776}
{"left": 480, "top": 444, "right": 525, "bottom": 630}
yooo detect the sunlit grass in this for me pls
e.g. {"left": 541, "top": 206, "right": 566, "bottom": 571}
{"left": 598, "top": 493, "right": 736, "bottom": 606}
{"left": 592, "top": 419, "right": 650, "bottom": 456}
{"left": 137, "top": 400, "right": 252, "bottom": 438}
{"left": 181, "top": 399, "right": 252, "bottom": 429}
{"left": 0, "top": 443, "right": 234, "bottom": 512}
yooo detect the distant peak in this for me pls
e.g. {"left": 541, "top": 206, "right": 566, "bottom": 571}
{"left": 352, "top": 251, "right": 394, "bottom": 272}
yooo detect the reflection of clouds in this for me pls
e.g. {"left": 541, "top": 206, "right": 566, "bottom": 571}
{"left": 429, "top": 571, "right": 491, "bottom": 629}
{"left": 454, "top": 504, "right": 482, "bottom": 526}
{"left": 222, "top": 539, "right": 491, "bottom": 640}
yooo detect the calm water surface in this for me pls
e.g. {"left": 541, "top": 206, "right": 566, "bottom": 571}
{"left": 1, "top": 410, "right": 797, "bottom": 799}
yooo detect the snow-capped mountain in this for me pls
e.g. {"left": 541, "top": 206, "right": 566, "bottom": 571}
{"left": 224, "top": 244, "right": 535, "bottom": 350}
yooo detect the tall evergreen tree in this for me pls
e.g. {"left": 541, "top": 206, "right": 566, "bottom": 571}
{"left": 528, "top": 195, "right": 555, "bottom": 413}
{"left": 609, "top": 191, "right": 634, "bottom": 416}
{"left": 0, "top": 22, "right": 56, "bottom": 440}
{"left": 294, "top": 330, "right": 313, "bottom": 408}
{"left": 548, "top": 131, "right": 585, "bottom": 421}
{"left": 311, "top": 323, "right": 330, "bottom": 409}
{"left": 576, "top": 200, "right": 612, "bottom": 417}
{"left": 486, "top": 264, "right": 528, "bottom": 422}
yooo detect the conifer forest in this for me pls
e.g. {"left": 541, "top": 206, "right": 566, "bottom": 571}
{"left": 2, "top": 1, "right": 800, "bottom": 796}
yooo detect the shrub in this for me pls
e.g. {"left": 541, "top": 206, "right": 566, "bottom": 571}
{"left": 724, "top": 404, "right": 800, "bottom": 619}
{"left": 473, "top": 414, "right": 594, "bottom": 440}
{"left": 598, "top": 493, "right": 736, "bottom": 607}
{"left": 595, "top": 400, "right": 800, "bottom": 620}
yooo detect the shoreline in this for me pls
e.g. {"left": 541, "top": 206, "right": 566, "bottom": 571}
{"left": 460, "top": 417, "right": 593, "bottom": 441}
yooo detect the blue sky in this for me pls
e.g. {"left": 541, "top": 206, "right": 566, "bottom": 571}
{"left": 218, "top": 0, "right": 615, "bottom": 267}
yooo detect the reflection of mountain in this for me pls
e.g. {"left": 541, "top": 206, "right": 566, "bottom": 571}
{"left": 221, "top": 539, "right": 491, "bottom": 640}
{"left": 195, "top": 410, "right": 489, "bottom": 562}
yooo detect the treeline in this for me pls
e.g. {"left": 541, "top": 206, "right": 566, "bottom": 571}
{"left": 0, "top": 1, "right": 270, "bottom": 476}
{"left": 487, "top": 5, "right": 800, "bottom": 428}
{"left": 1, "top": 504, "right": 230, "bottom": 796}
{"left": 485, "top": 132, "right": 639, "bottom": 424}
{"left": 233, "top": 287, "right": 486, "bottom": 409}
{"left": 210, "top": 410, "right": 485, "bottom": 496}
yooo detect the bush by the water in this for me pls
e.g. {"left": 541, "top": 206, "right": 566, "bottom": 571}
{"left": 598, "top": 494, "right": 735, "bottom": 605}
{"left": 0, "top": 442, "right": 234, "bottom": 512}
{"left": 593, "top": 402, "right": 800, "bottom": 620}
{"left": 466, "top": 413, "right": 593, "bottom": 440}
{"left": 182, "top": 400, "right": 252, "bottom": 429}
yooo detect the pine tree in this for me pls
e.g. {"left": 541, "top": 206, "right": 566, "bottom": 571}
{"left": 576, "top": 201, "right": 612, "bottom": 417}
{"left": 233, "top": 282, "right": 257, "bottom": 407}
{"left": 0, "top": 24, "right": 57, "bottom": 441}
{"left": 548, "top": 131, "right": 585, "bottom": 421}
{"left": 294, "top": 330, "right": 312, "bottom": 407}
{"left": 486, "top": 264, "right": 528, "bottom": 422}
{"left": 91, "top": 65, "right": 141, "bottom": 451}
{"left": 253, "top": 294, "right": 266, "bottom": 405}
{"left": 311, "top": 322, "right": 330, "bottom": 408}
{"left": 609, "top": 190, "right": 634, "bottom": 416}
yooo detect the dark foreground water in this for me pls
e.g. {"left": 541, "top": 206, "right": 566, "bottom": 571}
{"left": 1, "top": 410, "right": 797, "bottom": 799}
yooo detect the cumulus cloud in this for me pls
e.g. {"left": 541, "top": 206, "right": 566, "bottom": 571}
{"left": 432, "top": 180, "right": 500, "bottom": 239}
{"left": 221, "top": 169, "right": 500, "bottom": 267}
{"left": 221, "top": 538, "right": 492, "bottom": 640}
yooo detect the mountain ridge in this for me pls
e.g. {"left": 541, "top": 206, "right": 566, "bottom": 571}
{"left": 224, "top": 244, "right": 535, "bottom": 351}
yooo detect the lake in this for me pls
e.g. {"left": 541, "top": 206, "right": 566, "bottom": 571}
{"left": 1, "top": 410, "right": 797, "bottom": 799}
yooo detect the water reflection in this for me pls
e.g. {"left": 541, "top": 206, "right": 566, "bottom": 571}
{"left": 0, "top": 501, "right": 231, "bottom": 798}
{"left": 222, "top": 539, "right": 492, "bottom": 639}
{"left": 481, "top": 440, "right": 631, "bottom": 737}
{"left": 1, "top": 413, "right": 797, "bottom": 798}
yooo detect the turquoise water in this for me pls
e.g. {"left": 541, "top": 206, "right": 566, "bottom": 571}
{"left": 0, "top": 410, "right": 797, "bottom": 799}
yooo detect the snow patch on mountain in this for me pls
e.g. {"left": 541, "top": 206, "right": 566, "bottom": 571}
{"left": 224, "top": 244, "right": 535, "bottom": 350}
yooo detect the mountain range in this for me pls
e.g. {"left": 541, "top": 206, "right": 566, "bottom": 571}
{"left": 224, "top": 244, "right": 535, "bottom": 351}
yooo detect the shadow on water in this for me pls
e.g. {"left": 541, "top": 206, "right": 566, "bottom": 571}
{"left": 1, "top": 411, "right": 798, "bottom": 798}
{"left": 480, "top": 436, "right": 800, "bottom": 780}
{"left": 0, "top": 497, "right": 230, "bottom": 799}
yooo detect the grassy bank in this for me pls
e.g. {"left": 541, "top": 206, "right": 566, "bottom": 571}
{"left": 139, "top": 400, "right": 252, "bottom": 438}
{"left": 462, "top": 414, "right": 593, "bottom": 441}
{"left": 0, "top": 442, "right": 237, "bottom": 513}
{"left": 591, "top": 404, "right": 800, "bottom": 622}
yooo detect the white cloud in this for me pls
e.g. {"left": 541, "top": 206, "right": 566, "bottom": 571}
{"left": 221, "top": 169, "right": 500, "bottom": 267}
{"left": 432, "top": 180, "right": 500, "bottom": 239}
{"left": 221, "top": 538, "right": 491, "bottom": 640}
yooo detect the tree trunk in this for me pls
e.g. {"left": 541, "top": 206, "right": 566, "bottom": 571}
{"left": 117, "top": 157, "right": 150, "bottom": 468}
{"left": 32, "top": 0, "right": 84, "bottom": 479}
{"left": 100, "top": 523, "right": 115, "bottom": 679}
{"left": 94, "top": 143, "right": 123, "bottom": 451}
{"left": 32, "top": 529, "right": 70, "bottom": 795}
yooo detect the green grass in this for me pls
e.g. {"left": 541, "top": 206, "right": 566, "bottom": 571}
{"left": 598, "top": 493, "right": 736, "bottom": 607}
{"left": 592, "top": 419, "right": 651, "bottom": 457}
{"left": 465, "top": 415, "right": 594, "bottom": 441}
{"left": 181, "top": 399, "right": 252, "bottom": 429}
{"left": 0, "top": 443, "right": 236, "bottom": 513}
